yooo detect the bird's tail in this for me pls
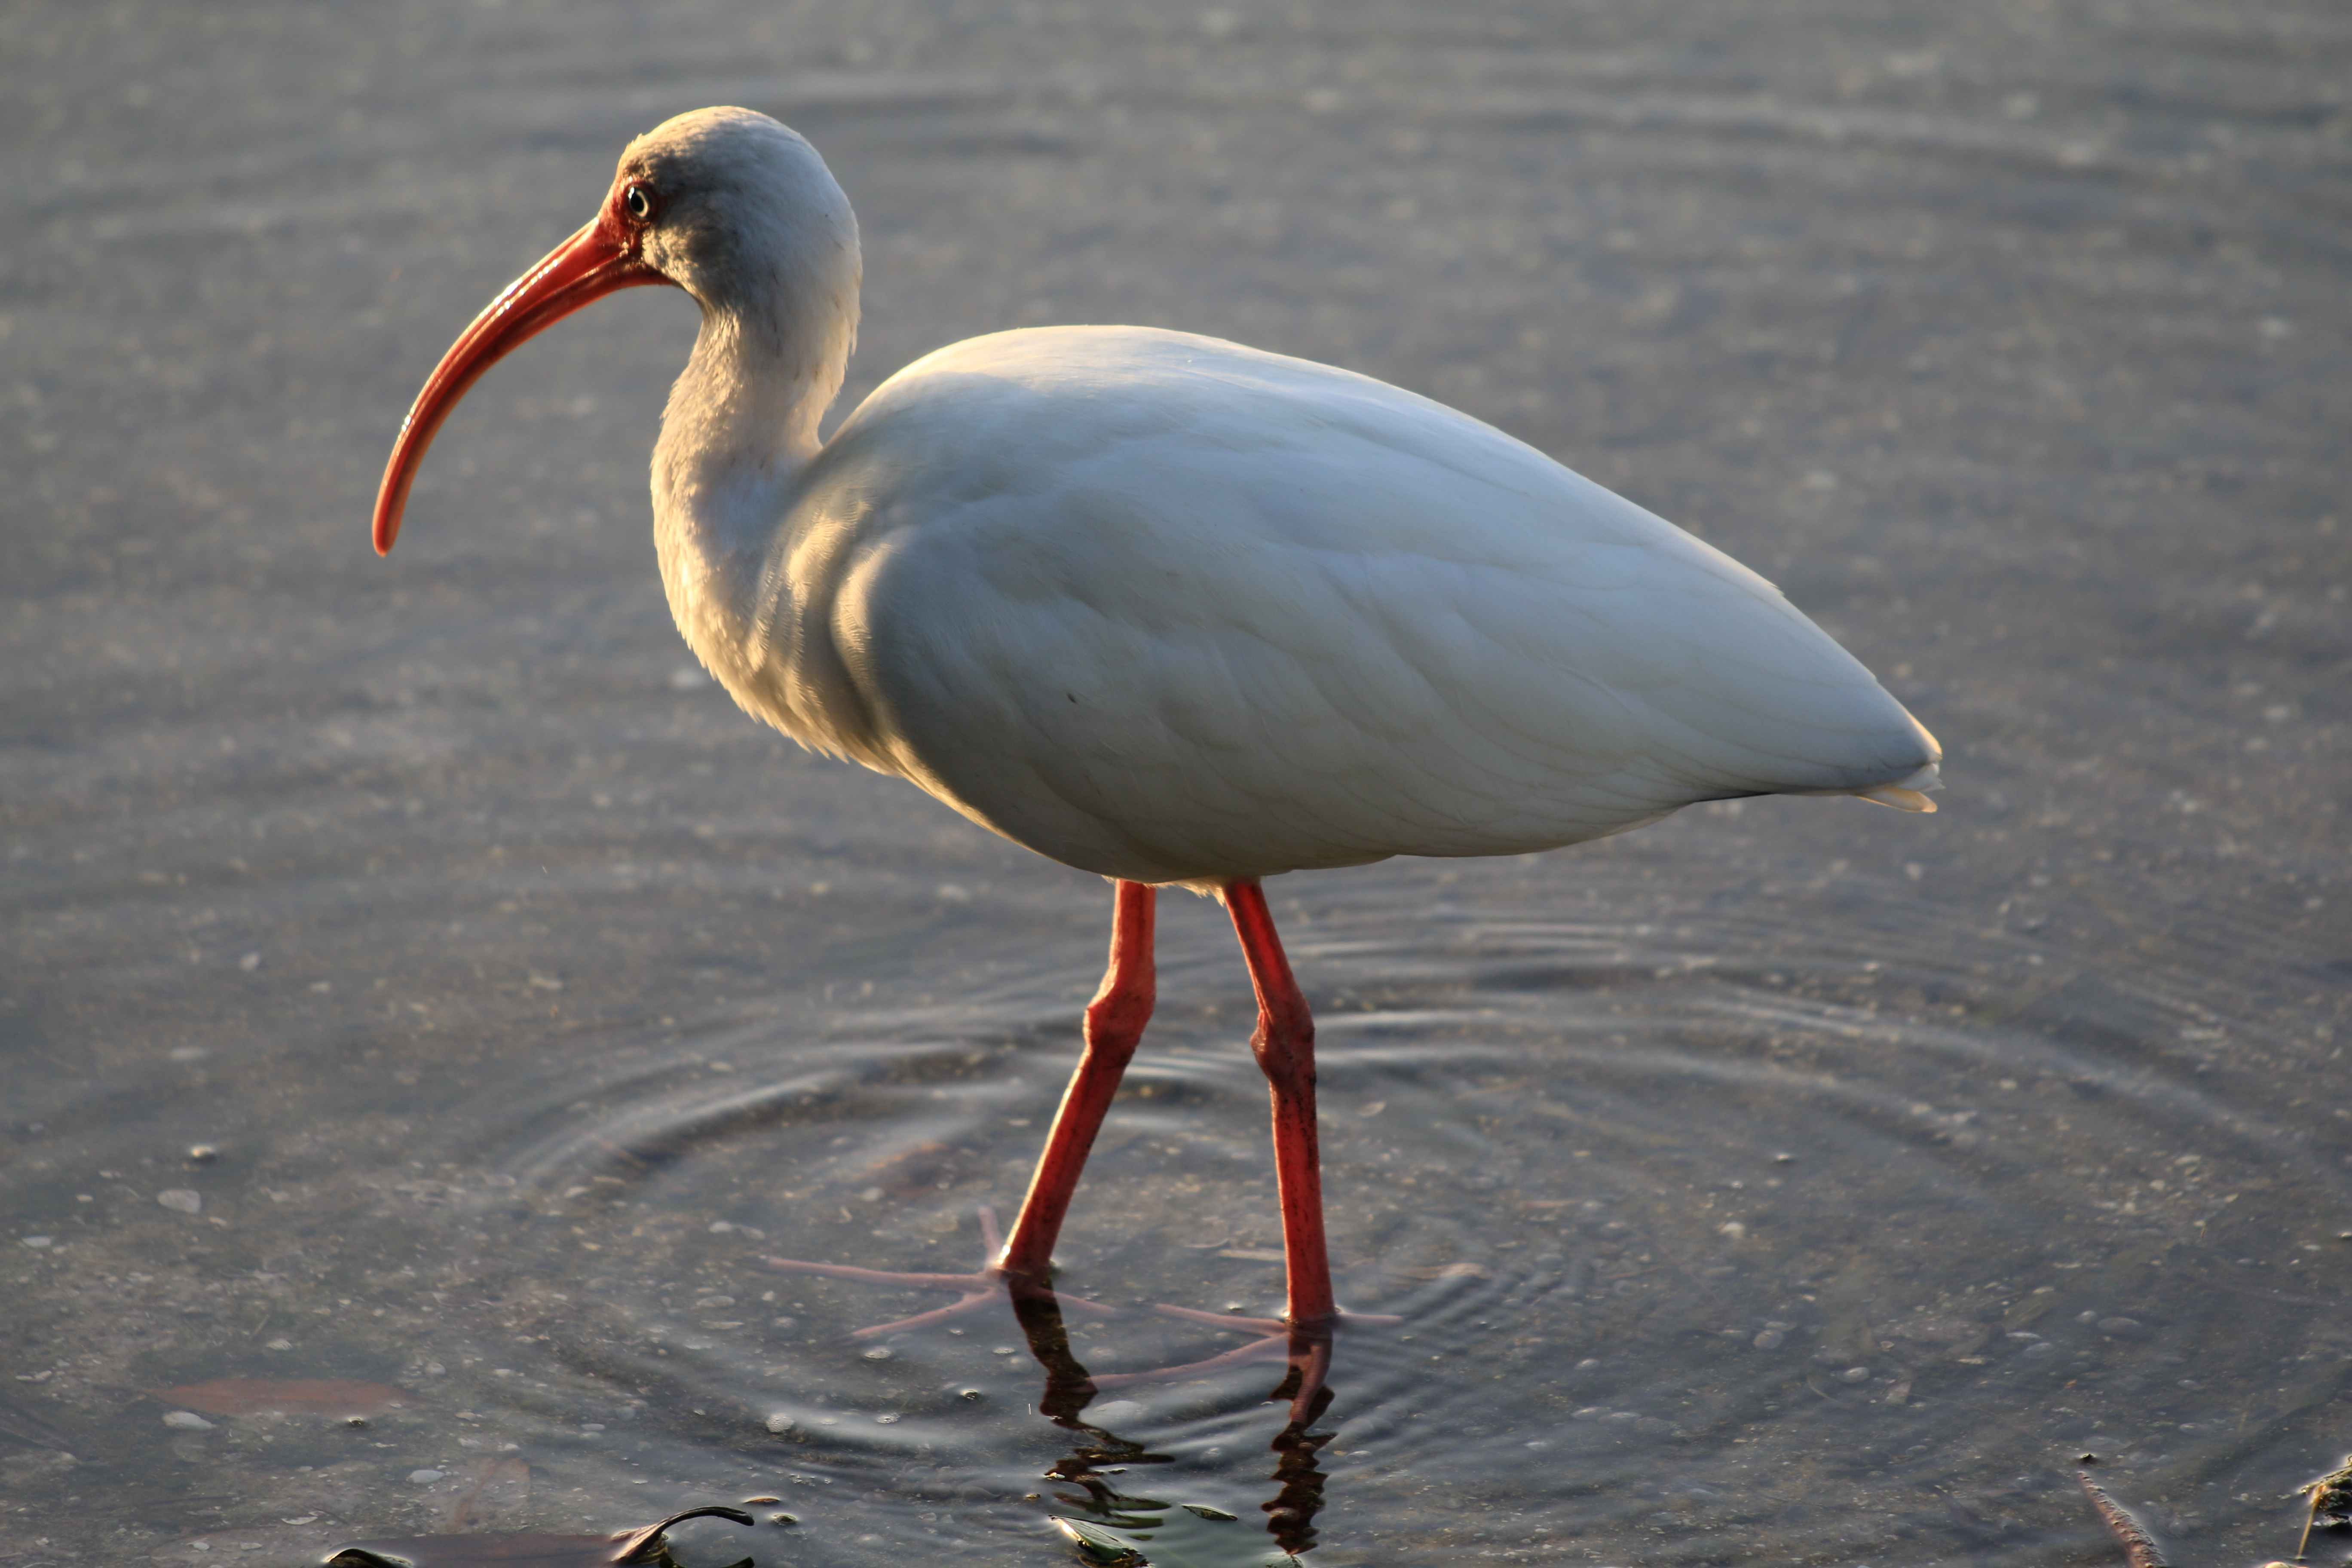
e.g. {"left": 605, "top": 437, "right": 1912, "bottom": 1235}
{"left": 1855, "top": 760, "right": 1942, "bottom": 814}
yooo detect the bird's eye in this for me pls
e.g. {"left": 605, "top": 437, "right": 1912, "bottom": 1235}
{"left": 623, "top": 184, "right": 654, "bottom": 221}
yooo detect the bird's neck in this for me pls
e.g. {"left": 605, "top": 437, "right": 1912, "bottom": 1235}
{"left": 650, "top": 303, "right": 848, "bottom": 684}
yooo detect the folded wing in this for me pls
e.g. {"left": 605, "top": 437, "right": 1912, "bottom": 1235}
{"left": 793, "top": 327, "right": 1939, "bottom": 883}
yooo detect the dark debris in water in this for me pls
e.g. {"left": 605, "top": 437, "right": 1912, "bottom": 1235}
{"left": 2290, "top": 1452, "right": 2352, "bottom": 1559}
{"left": 2077, "top": 1472, "right": 2170, "bottom": 1568}
{"left": 323, "top": 1505, "right": 756, "bottom": 1568}
{"left": 2081, "top": 1452, "right": 2352, "bottom": 1568}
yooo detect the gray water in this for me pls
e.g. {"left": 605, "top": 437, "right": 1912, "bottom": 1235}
{"left": 4, "top": 2, "right": 2346, "bottom": 1565}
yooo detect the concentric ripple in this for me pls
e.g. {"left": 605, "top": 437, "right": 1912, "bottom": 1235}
{"left": 386, "top": 865, "right": 2348, "bottom": 1565}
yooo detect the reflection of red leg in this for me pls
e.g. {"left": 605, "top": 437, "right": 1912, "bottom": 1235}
{"left": 1223, "top": 880, "right": 1335, "bottom": 1328}
{"left": 998, "top": 880, "right": 1157, "bottom": 1283}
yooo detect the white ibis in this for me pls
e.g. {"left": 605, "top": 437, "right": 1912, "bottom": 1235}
{"left": 374, "top": 107, "right": 1939, "bottom": 1362}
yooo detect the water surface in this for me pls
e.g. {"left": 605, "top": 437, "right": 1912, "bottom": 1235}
{"left": 4, "top": 2, "right": 2346, "bottom": 1565}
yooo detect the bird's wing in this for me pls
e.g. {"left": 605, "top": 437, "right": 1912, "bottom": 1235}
{"left": 793, "top": 328, "right": 1938, "bottom": 883}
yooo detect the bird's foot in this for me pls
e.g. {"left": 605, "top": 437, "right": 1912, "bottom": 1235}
{"left": 764, "top": 1207, "right": 1386, "bottom": 1427}
{"left": 1148, "top": 1302, "right": 1403, "bottom": 1337}
{"left": 1085, "top": 1304, "right": 1399, "bottom": 1427}
{"left": 763, "top": 1207, "right": 1121, "bottom": 1338}
{"left": 760, "top": 1255, "right": 1009, "bottom": 1337}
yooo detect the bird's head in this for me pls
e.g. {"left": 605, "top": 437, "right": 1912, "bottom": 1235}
{"left": 619, "top": 108, "right": 858, "bottom": 330}
{"left": 371, "top": 107, "right": 858, "bottom": 554}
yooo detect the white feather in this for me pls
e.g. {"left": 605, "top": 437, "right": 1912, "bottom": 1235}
{"left": 627, "top": 112, "right": 1940, "bottom": 889}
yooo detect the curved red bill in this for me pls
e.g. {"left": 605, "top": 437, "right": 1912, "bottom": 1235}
{"left": 372, "top": 214, "right": 668, "bottom": 554}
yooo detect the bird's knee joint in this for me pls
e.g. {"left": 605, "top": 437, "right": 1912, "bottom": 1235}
{"left": 1084, "top": 992, "right": 1152, "bottom": 1050}
{"left": 1250, "top": 1018, "right": 1314, "bottom": 1085}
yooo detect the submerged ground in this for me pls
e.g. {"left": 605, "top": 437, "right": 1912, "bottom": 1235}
{"left": 3, "top": 1, "right": 2346, "bottom": 1565}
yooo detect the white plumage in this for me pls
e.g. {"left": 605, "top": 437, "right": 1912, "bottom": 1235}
{"left": 411, "top": 108, "right": 1942, "bottom": 896}
{"left": 737, "top": 325, "right": 1937, "bottom": 888}
{"left": 372, "top": 107, "right": 1941, "bottom": 1353}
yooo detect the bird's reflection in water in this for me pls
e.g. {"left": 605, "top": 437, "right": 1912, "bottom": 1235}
{"left": 1006, "top": 1286, "right": 1337, "bottom": 1559}
{"left": 1259, "top": 1381, "right": 1334, "bottom": 1556}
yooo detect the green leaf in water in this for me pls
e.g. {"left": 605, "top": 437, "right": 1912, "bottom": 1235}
{"left": 1051, "top": 1510, "right": 1300, "bottom": 1568}
{"left": 1053, "top": 1519, "right": 1146, "bottom": 1566}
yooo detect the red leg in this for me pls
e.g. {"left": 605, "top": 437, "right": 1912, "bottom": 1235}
{"left": 1224, "top": 880, "right": 1335, "bottom": 1327}
{"left": 997, "top": 879, "right": 1157, "bottom": 1281}
{"left": 769, "top": 877, "right": 1386, "bottom": 1425}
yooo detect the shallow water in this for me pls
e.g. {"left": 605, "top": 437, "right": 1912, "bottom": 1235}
{"left": 3, "top": 2, "right": 2346, "bottom": 1565}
